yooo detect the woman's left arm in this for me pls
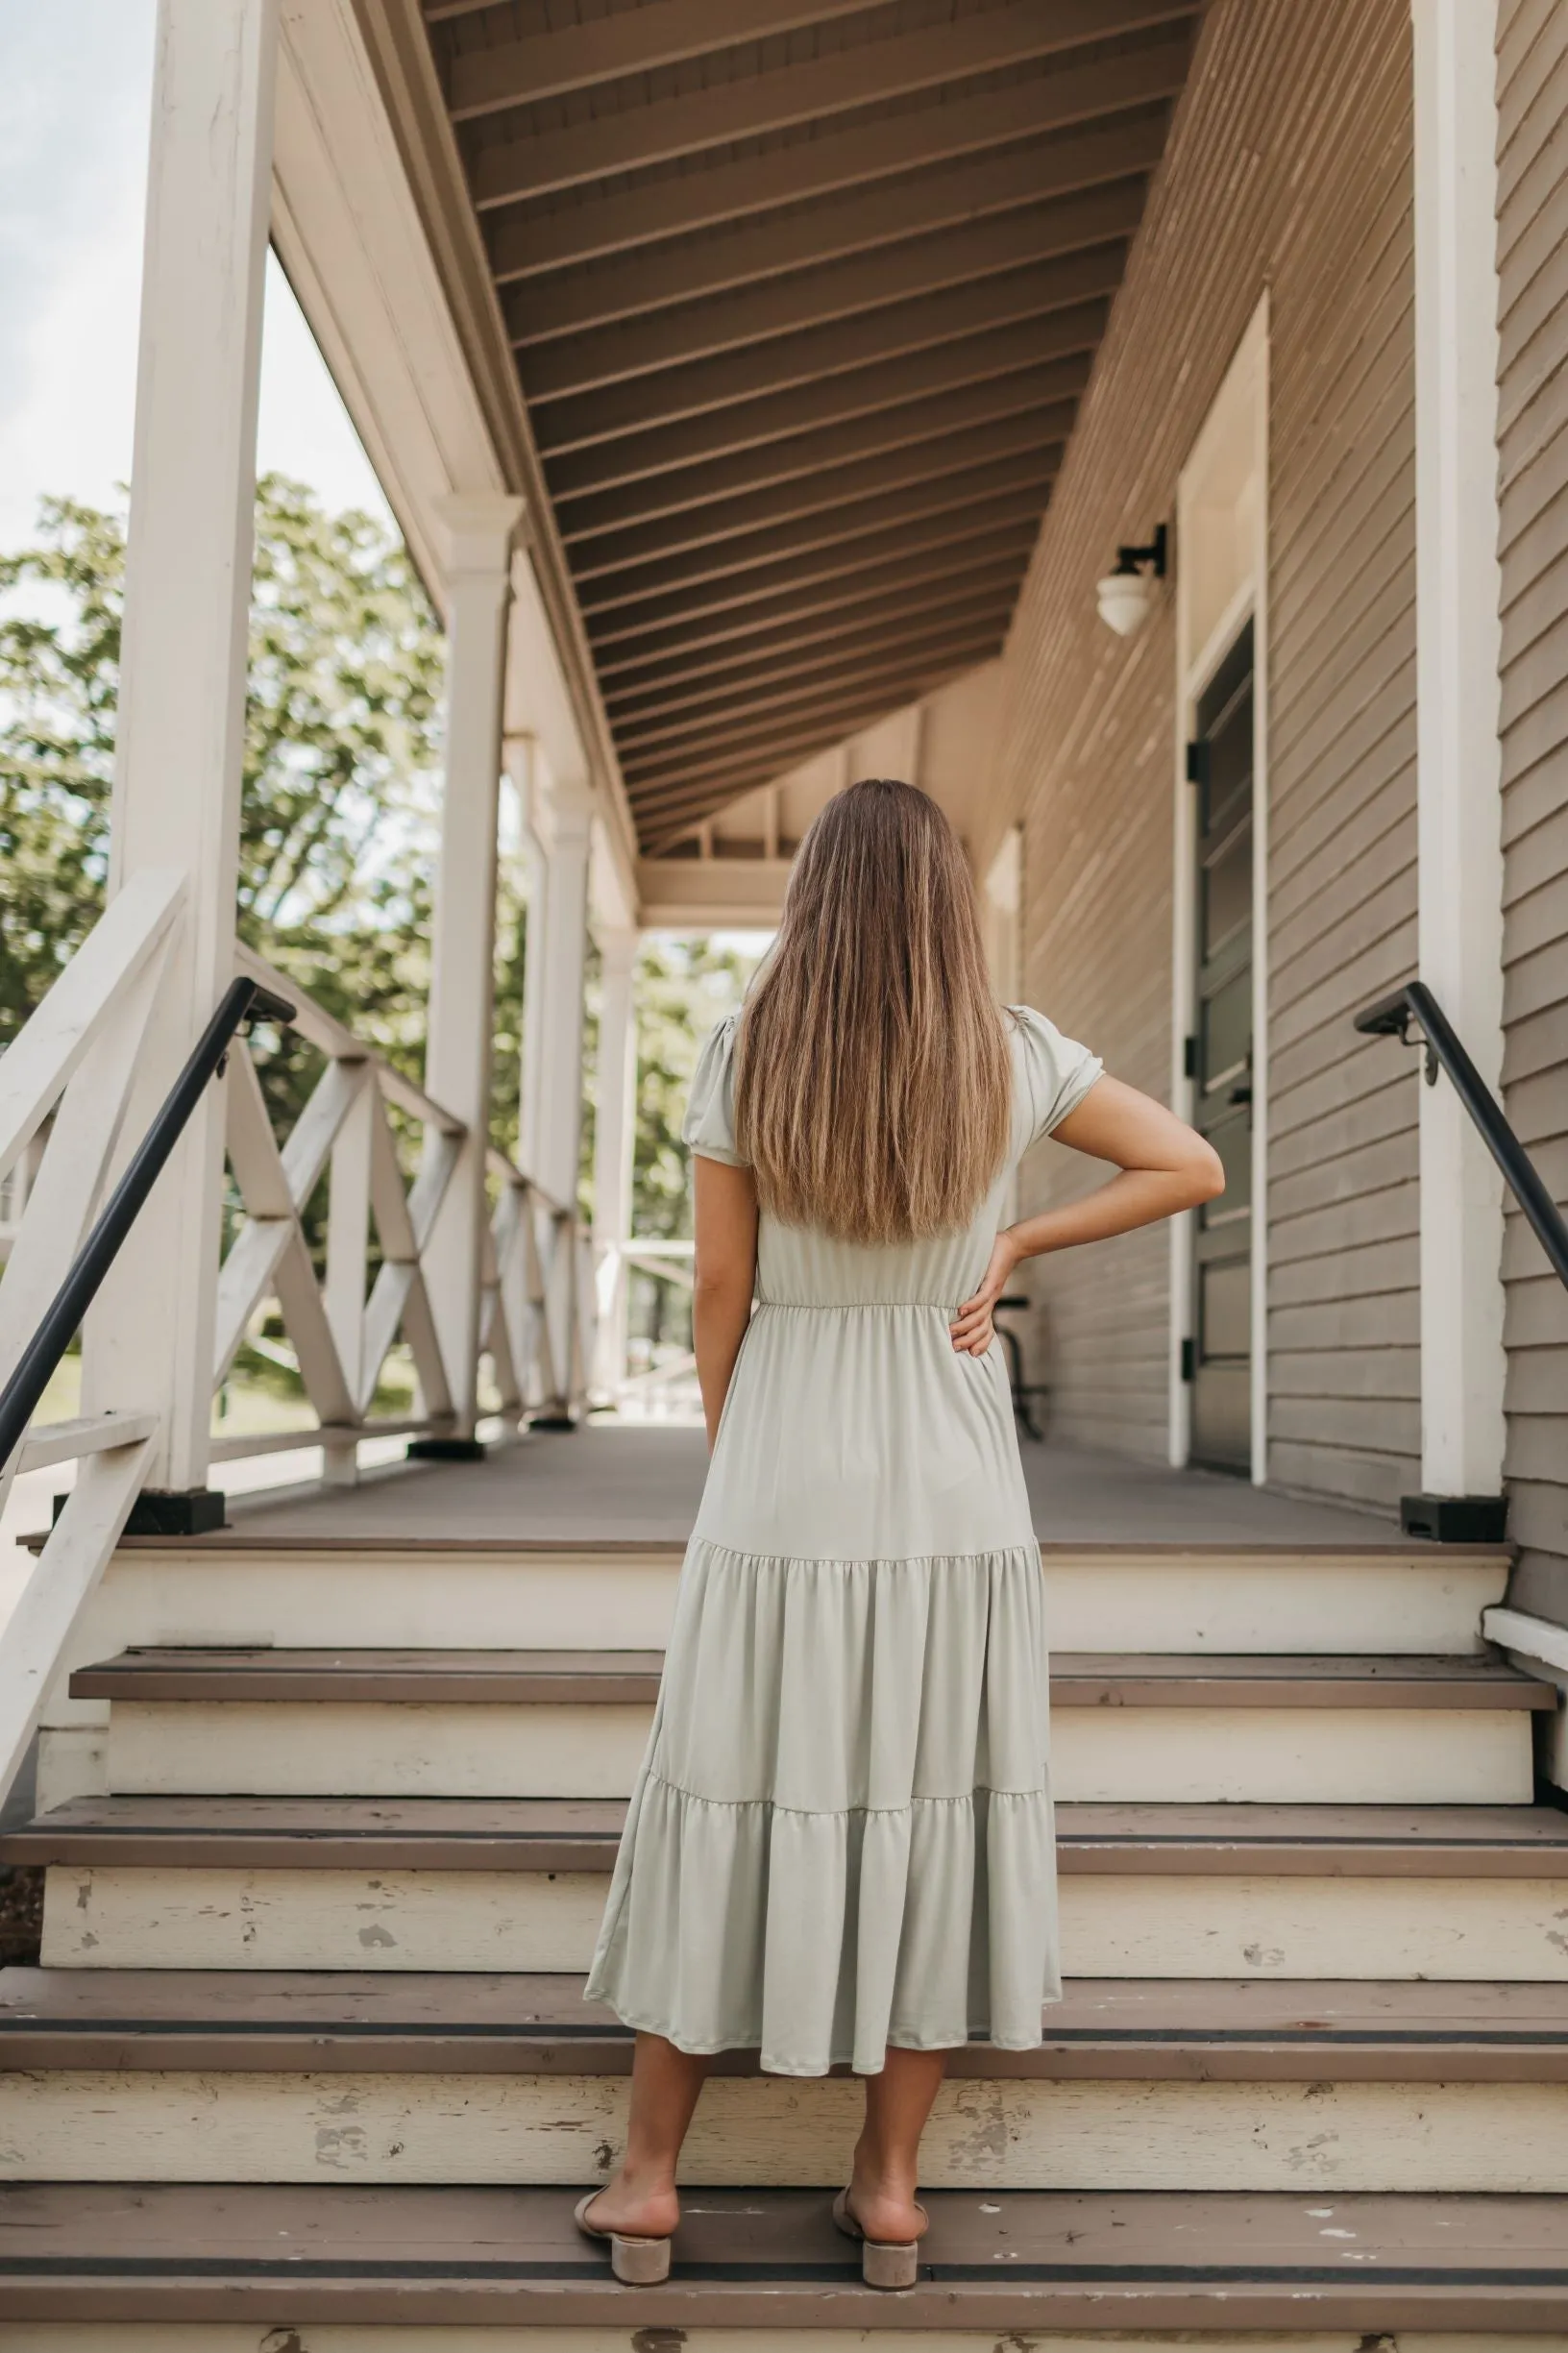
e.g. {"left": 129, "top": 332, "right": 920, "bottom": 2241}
{"left": 951, "top": 1077, "right": 1223, "bottom": 1356}
{"left": 692, "top": 1155, "right": 760, "bottom": 1447}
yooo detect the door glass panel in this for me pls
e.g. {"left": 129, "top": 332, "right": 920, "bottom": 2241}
{"left": 1203, "top": 820, "right": 1252, "bottom": 957}
{"left": 1202, "top": 969, "right": 1251, "bottom": 1089}
{"left": 1203, "top": 1108, "right": 1253, "bottom": 1219}
{"left": 1200, "top": 1258, "right": 1251, "bottom": 1359}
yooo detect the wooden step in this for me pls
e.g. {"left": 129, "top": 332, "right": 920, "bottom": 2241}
{"left": 2, "top": 2182, "right": 1566, "bottom": 2332}
{"left": 58, "top": 1536, "right": 1513, "bottom": 1670}
{"left": 12, "top": 1799, "right": 1568, "bottom": 1980}
{"left": 73, "top": 1650, "right": 1551, "bottom": 1806}
{"left": 4, "top": 1966, "right": 1566, "bottom": 2078}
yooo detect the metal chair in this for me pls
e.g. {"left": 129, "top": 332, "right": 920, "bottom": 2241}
{"left": 993, "top": 1294, "right": 1049, "bottom": 1442}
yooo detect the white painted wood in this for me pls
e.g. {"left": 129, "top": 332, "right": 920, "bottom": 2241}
{"left": 102, "top": 1699, "right": 1534, "bottom": 1807}
{"left": 10, "top": 2335, "right": 1561, "bottom": 2353}
{"left": 0, "top": 870, "right": 184, "bottom": 1186}
{"left": 323, "top": 1073, "right": 375, "bottom": 1481}
{"left": 528, "top": 771, "right": 596, "bottom": 1221}
{"left": 3, "top": 2070, "right": 1562, "bottom": 2194}
{"left": 1487, "top": 1605, "right": 1568, "bottom": 1794}
{"left": 16, "top": 1413, "right": 158, "bottom": 1475}
{"left": 1411, "top": 0, "right": 1507, "bottom": 1499}
{"left": 421, "top": 494, "right": 524, "bottom": 1435}
{"left": 34, "top": 1727, "right": 107, "bottom": 1814}
{"left": 0, "top": 1437, "right": 154, "bottom": 1799}
{"left": 590, "top": 926, "right": 640, "bottom": 1396}
{"left": 79, "top": 0, "right": 279, "bottom": 1495}
{"left": 44, "top": 1865, "right": 1568, "bottom": 1980}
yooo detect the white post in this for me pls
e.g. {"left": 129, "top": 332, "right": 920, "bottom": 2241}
{"left": 1410, "top": 0, "right": 1507, "bottom": 1511}
{"left": 510, "top": 738, "right": 551, "bottom": 1186}
{"left": 80, "top": 0, "right": 279, "bottom": 1525}
{"left": 419, "top": 494, "right": 524, "bottom": 1447}
{"left": 529, "top": 774, "right": 595, "bottom": 1213}
{"left": 591, "top": 926, "right": 641, "bottom": 1396}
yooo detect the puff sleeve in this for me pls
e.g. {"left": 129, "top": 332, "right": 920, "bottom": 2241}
{"left": 1010, "top": 1004, "right": 1104, "bottom": 1151}
{"left": 681, "top": 1013, "right": 748, "bottom": 1166}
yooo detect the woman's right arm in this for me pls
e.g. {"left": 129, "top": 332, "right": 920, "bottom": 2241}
{"left": 691, "top": 1154, "right": 759, "bottom": 1450}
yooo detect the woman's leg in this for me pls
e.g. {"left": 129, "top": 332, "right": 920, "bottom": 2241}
{"left": 848, "top": 2047, "right": 947, "bottom": 2242}
{"left": 583, "top": 2032, "right": 710, "bottom": 2238}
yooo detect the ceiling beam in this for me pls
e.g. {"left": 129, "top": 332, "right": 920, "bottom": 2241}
{"left": 556, "top": 363, "right": 1087, "bottom": 543}
{"left": 486, "top": 36, "right": 1194, "bottom": 280}
{"left": 570, "top": 409, "right": 1073, "bottom": 583}
{"left": 511, "top": 114, "right": 1169, "bottom": 345}
{"left": 597, "top": 551, "right": 1030, "bottom": 695}
{"left": 528, "top": 245, "right": 1126, "bottom": 452}
{"left": 577, "top": 448, "right": 1057, "bottom": 613}
{"left": 513, "top": 180, "right": 1146, "bottom": 398}
{"left": 446, "top": 0, "right": 873, "bottom": 120}
{"left": 610, "top": 613, "right": 1014, "bottom": 748}
{"left": 545, "top": 307, "right": 1104, "bottom": 500}
{"left": 467, "top": 0, "right": 1197, "bottom": 199}
{"left": 579, "top": 489, "right": 1052, "bottom": 631}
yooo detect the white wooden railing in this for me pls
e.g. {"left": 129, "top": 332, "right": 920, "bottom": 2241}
{"left": 0, "top": 885, "right": 592, "bottom": 1797}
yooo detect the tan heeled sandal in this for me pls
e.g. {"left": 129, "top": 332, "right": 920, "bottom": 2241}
{"left": 574, "top": 2189, "right": 674, "bottom": 2285}
{"left": 831, "top": 2185, "right": 925, "bottom": 2291}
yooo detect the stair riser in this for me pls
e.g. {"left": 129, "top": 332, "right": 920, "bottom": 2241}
{"left": 100, "top": 1701, "right": 1537, "bottom": 1807}
{"left": 9, "top": 2332, "right": 1564, "bottom": 2353}
{"left": 1, "top": 2071, "right": 1562, "bottom": 2194}
{"left": 48, "top": 1546, "right": 1505, "bottom": 1736}
{"left": 42, "top": 1867, "right": 1568, "bottom": 1979}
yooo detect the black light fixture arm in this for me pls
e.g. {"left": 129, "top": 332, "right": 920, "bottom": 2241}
{"left": 1112, "top": 521, "right": 1168, "bottom": 577}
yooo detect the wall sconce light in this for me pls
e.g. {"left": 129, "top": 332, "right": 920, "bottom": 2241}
{"left": 1095, "top": 522, "right": 1168, "bottom": 637}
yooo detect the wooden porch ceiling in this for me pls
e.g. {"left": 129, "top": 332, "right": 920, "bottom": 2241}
{"left": 419, "top": 0, "right": 1204, "bottom": 851}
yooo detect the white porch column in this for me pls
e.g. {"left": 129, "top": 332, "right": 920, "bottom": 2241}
{"left": 81, "top": 0, "right": 279, "bottom": 1523}
{"left": 1410, "top": 0, "right": 1507, "bottom": 1508}
{"left": 591, "top": 926, "right": 641, "bottom": 1395}
{"left": 528, "top": 773, "right": 595, "bottom": 1213}
{"left": 420, "top": 494, "right": 524, "bottom": 1445}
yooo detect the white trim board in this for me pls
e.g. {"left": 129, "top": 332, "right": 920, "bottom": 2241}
{"left": 1169, "top": 295, "right": 1271, "bottom": 1483}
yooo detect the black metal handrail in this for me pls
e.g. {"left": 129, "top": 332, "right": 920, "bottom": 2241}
{"left": 0, "top": 973, "right": 295, "bottom": 1469}
{"left": 1355, "top": 979, "right": 1568, "bottom": 1290}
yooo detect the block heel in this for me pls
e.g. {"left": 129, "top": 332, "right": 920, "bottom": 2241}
{"left": 831, "top": 2186, "right": 923, "bottom": 2292}
{"left": 574, "top": 2191, "right": 674, "bottom": 2285}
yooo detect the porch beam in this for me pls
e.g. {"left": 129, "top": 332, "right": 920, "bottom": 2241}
{"left": 588, "top": 526, "right": 1039, "bottom": 667}
{"left": 511, "top": 116, "right": 1168, "bottom": 346}
{"left": 468, "top": 0, "right": 1199, "bottom": 198}
{"left": 576, "top": 450, "right": 1060, "bottom": 614}
{"left": 625, "top": 660, "right": 985, "bottom": 798}
{"left": 446, "top": 0, "right": 872, "bottom": 120}
{"left": 612, "top": 619, "right": 1010, "bottom": 755}
{"left": 1410, "top": 0, "right": 1507, "bottom": 1503}
{"left": 580, "top": 490, "right": 1052, "bottom": 630}
{"left": 528, "top": 247, "right": 1126, "bottom": 453}
{"left": 602, "top": 581, "right": 1022, "bottom": 718}
{"left": 80, "top": 0, "right": 279, "bottom": 1500}
{"left": 512, "top": 182, "right": 1147, "bottom": 400}
{"left": 563, "top": 404, "right": 1076, "bottom": 574}
{"left": 488, "top": 38, "right": 1193, "bottom": 282}
{"left": 420, "top": 493, "right": 524, "bottom": 1440}
{"left": 544, "top": 310, "right": 1102, "bottom": 502}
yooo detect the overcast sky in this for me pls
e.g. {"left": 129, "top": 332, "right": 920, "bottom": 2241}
{"left": 0, "top": 0, "right": 390, "bottom": 549}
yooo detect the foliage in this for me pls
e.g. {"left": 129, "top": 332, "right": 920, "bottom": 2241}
{"left": 632, "top": 935, "right": 759, "bottom": 1241}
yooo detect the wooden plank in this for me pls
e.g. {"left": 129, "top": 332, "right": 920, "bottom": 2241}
{"left": 491, "top": 39, "right": 1194, "bottom": 282}
{"left": 11, "top": 1795, "right": 1568, "bottom": 1875}
{"left": 514, "top": 117, "right": 1169, "bottom": 346}
{"left": 464, "top": 0, "right": 1199, "bottom": 188}
{"left": 2, "top": 2183, "right": 1567, "bottom": 2331}
{"left": 513, "top": 182, "right": 1146, "bottom": 400}
{"left": 447, "top": 0, "right": 876, "bottom": 119}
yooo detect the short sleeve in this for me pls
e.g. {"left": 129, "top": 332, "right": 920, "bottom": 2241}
{"left": 1009, "top": 1005, "right": 1104, "bottom": 1150}
{"left": 681, "top": 1013, "right": 748, "bottom": 1166}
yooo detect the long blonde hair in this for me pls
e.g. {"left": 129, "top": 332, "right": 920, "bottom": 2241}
{"left": 734, "top": 777, "right": 1011, "bottom": 1244}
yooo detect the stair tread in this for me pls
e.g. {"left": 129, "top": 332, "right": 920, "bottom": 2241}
{"left": 3, "top": 1967, "right": 1567, "bottom": 2079}
{"left": 69, "top": 1645, "right": 1557, "bottom": 1707}
{"left": 9, "top": 1793, "right": 1568, "bottom": 1874}
{"left": 1, "top": 2183, "right": 1564, "bottom": 2328}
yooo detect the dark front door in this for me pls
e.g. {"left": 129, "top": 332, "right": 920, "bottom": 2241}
{"left": 1189, "top": 623, "right": 1255, "bottom": 1474}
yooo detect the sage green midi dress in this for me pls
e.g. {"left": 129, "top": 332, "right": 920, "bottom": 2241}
{"left": 584, "top": 1005, "right": 1102, "bottom": 2077}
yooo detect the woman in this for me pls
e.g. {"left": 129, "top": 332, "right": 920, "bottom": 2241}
{"left": 578, "top": 777, "right": 1222, "bottom": 2288}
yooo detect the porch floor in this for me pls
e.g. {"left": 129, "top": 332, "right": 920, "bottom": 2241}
{"left": 212, "top": 1423, "right": 1408, "bottom": 1549}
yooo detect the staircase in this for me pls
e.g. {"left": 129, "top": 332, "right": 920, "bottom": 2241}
{"left": 2, "top": 1524, "right": 1567, "bottom": 2340}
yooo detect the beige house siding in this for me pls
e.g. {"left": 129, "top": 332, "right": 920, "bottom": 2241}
{"left": 1496, "top": 0, "right": 1568, "bottom": 1623}
{"left": 996, "top": 0, "right": 1421, "bottom": 1506}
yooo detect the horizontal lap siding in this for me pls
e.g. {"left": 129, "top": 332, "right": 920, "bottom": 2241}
{"left": 999, "top": 0, "right": 1418, "bottom": 1499}
{"left": 1496, "top": 0, "right": 1568, "bottom": 1623}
